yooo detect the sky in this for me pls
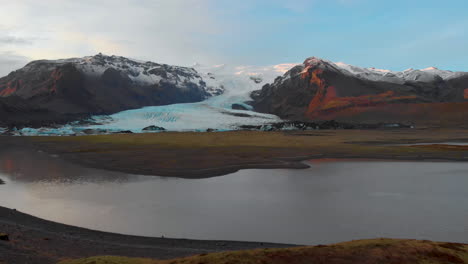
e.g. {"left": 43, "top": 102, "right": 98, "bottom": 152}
{"left": 0, "top": 0, "right": 467, "bottom": 76}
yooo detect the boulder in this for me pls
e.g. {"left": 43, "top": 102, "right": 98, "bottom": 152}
{"left": 231, "top": 103, "right": 249, "bottom": 111}
{"left": 82, "top": 129, "right": 108, "bottom": 135}
{"left": 113, "top": 130, "right": 134, "bottom": 134}
{"left": 142, "top": 125, "right": 166, "bottom": 131}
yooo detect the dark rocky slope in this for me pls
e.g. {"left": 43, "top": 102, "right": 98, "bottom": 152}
{"left": 251, "top": 57, "right": 468, "bottom": 126}
{"left": 0, "top": 96, "right": 88, "bottom": 128}
{"left": 0, "top": 54, "right": 223, "bottom": 127}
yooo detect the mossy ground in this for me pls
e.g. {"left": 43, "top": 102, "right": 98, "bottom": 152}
{"left": 33, "top": 129, "right": 468, "bottom": 156}
{"left": 29, "top": 129, "right": 468, "bottom": 177}
{"left": 58, "top": 239, "right": 468, "bottom": 264}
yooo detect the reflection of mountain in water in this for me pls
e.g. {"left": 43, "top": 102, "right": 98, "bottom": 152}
{"left": 0, "top": 149, "right": 138, "bottom": 184}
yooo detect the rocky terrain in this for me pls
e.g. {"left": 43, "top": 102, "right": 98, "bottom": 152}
{"left": 251, "top": 57, "right": 468, "bottom": 126}
{"left": 0, "top": 206, "right": 289, "bottom": 264}
{"left": 2, "top": 54, "right": 468, "bottom": 130}
{"left": 1, "top": 205, "right": 467, "bottom": 264}
{"left": 0, "top": 54, "right": 223, "bottom": 127}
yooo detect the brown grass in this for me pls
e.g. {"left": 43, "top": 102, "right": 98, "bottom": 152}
{"left": 28, "top": 129, "right": 468, "bottom": 177}
{"left": 57, "top": 239, "right": 468, "bottom": 264}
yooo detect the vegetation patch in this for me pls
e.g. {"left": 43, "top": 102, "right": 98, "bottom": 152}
{"left": 58, "top": 239, "right": 468, "bottom": 264}
{"left": 28, "top": 129, "right": 468, "bottom": 178}
{"left": 58, "top": 256, "right": 158, "bottom": 264}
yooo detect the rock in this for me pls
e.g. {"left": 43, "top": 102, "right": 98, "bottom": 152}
{"left": 249, "top": 76, "right": 263, "bottom": 84}
{"left": 223, "top": 111, "right": 252, "bottom": 118}
{"left": 0, "top": 233, "right": 9, "bottom": 241}
{"left": 142, "top": 125, "right": 166, "bottom": 131}
{"left": 113, "top": 130, "right": 134, "bottom": 134}
{"left": 0, "top": 178, "right": 4, "bottom": 184}
{"left": 231, "top": 103, "right": 249, "bottom": 110}
{"left": 82, "top": 129, "right": 95, "bottom": 134}
{"left": 82, "top": 129, "right": 108, "bottom": 135}
{"left": 206, "top": 128, "right": 218, "bottom": 132}
{"left": 238, "top": 125, "right": 262, "bottom": 130}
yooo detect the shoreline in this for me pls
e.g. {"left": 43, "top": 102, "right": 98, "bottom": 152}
{"left": 17, "top": 129, "right": 468, "bottom": 178}
{"left": 0, "top": 206, "right": 293, "bottom": 264}
{"left": 2, "top": 205, "right": 467, "bottom": 264}
{"left": 39, "top": 154, "right": 468, "bottom": 179}
{"left": 2, "top": 130, "right": 468, "bottom": 263}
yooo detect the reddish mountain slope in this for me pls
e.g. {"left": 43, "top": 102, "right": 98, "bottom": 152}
{"left": 0, "top": 54, "right": 222, "bottom": 116}
{"left": 252, "top": 57, "right": 468, "bottom": 126}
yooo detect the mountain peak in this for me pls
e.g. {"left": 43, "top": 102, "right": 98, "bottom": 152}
{"left": 303, "top": 57, "right": 331, "bottom": 66}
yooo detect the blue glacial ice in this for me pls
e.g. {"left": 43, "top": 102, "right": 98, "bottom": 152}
{"left": 16, "top": 65, "right": 284, "bottom": 136}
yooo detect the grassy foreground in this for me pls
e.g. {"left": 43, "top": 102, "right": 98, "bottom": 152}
{"left": 29, "top": 129, "right": 468, "bottom": 177}
{"left": 58, "top": 239, "right": 468, "bottom": 264}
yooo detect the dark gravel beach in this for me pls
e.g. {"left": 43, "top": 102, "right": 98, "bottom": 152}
{"left": 0, "top": 206, "right": 293, "bottom": 264}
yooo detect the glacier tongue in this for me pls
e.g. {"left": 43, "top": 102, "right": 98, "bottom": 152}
{"left": 17, "top": 64, "right": 284, "bottom": 135}
{"left": 83, "top": 64, "right": 283, "bottom": 132}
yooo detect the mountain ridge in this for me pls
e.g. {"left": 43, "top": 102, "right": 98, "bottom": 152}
{"left": 0, "top": 54, "right": 225, "bottom": 127}
{"left": 251, "top": 56, "right": 468, "bottom": 126}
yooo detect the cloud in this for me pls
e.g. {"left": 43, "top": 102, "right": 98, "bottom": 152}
{"left": 0, "top": 1, "right": 301, "bottom": 78}
{"left": 233, "top": 63, "right": 299, "bottom": 82}
{"left": 0, "top": 51, "right": 30, "bottom": 77}
{"left": 1, "top": 0, "right": 465, "bottom": 76}
{"left": 0, "top": 36, "right": 32, "bottom": 45}
{"left": 273, "top": 63, "right": 299, "bottom": 73}
{"left": 270, "top": 0, "right": 359, "bottom": 13}
{"left": 0, "top": 0, "right": 222, "bottom": 65}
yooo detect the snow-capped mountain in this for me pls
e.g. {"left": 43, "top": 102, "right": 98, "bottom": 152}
{"left": 252, "top": 56, "right": 468, "bottom": 126}
{"left": 0, "top": 54, "right": 226, "bottom": 119}
{"left": 22, "top": 54, "right": 196, "bottom": 84}
{"left": 306, "top": 57, "right": 468, "bottom": 84}
{"left": 13, "top": 53, "right": 225, "bottom": 97}
{"left": 12, "top": 63, "right": 286, "bottom": 135}
{"left": 4, "top": 54, "right": 468, "bottom": 133}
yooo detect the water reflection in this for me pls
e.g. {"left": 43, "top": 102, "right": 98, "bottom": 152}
{"left": 0, "top": 148, "right": 468, "bottom": 245}
{"left": 0, "top": 149, "right": 136, "bottom": 184}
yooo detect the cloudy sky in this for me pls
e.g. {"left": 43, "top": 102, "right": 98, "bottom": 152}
{"left": 0, "top": 0, "right": 467, "bottom": 76}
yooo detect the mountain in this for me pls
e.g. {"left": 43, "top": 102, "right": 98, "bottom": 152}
{"left": 251, "top": 57, "right": 468, "bottom": 126}
{"left": 0, "top": 96, "right": 88, "bottom": 128}
{"left": 13, "top": 63, "right": 283, "bottom": 135}
{"left": 0, "top": 53, "right": 224, "bottom": 125}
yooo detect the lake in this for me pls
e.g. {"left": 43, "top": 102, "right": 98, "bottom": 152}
{"left": 0, "top": 149, "right": 467, "bottom": 245}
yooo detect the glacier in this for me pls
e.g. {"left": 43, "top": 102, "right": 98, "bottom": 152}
{"left": 16, "top": 64, "right": 286, "bottom": 136}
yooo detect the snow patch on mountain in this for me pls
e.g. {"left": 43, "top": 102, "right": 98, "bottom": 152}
{"left": 19, "top": 53, "right": 224, "bottom": 97}
{"left": 304, "top": 57, "right": 467, "bottom": 84}
{"left": 14, "top": 63, "right": 289, "bottom": 135}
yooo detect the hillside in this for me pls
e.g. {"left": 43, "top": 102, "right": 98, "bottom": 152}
{"left": 251, "top": 57, "right": 468, "bottom": 126}
{"left": 59, "top": 239, "right": 468, "bottom": 264}
{"left": 0, "top": 54, "right": 224, "bottom": 127}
